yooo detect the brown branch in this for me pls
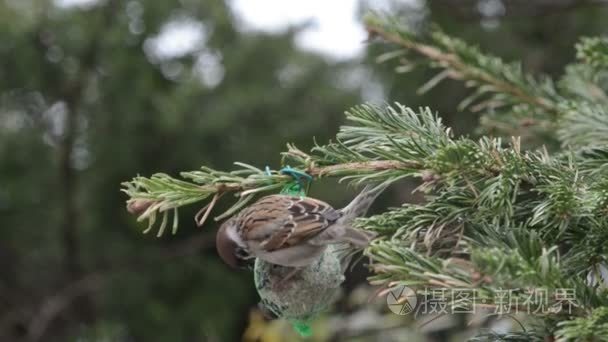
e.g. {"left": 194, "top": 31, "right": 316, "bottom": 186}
{"left": 26, "top": 274, "right": 104, "bottom": 342}
{"left": 365, "top": 24, "right": 557, "bottom": 114}
{"left": 309, "top": 160, "right": 419, "bottom": 177}
{"left": 10, "top": 232, "right": 217, "bottom": 342}
{"left": 54, "top": 0, "right": 119, "bottom": 332}
{"left": 186, "top": 160, "right": 421, "bottom": 196}
{"left": 188, "top": 160, "right": 422, "bottom": 198}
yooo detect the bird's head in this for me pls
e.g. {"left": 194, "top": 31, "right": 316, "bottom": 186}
{"left": 216, "top": 218, "right": 252, "bottom": 269}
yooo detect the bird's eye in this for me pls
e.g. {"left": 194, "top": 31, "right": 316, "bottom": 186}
{"left": 235, "top": 247, "right": 254, "bottom": 269}
{"left": 235, "top": 247, "right": 249, "bottom": 258}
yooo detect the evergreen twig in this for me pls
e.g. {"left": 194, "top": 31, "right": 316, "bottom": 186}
{"left": 121, "top": 14, "right": 608, "bottom": 340}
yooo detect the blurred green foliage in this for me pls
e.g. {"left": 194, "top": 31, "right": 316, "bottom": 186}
{"left": 0, "top": 1, "right": 361, "bottom": 341}
{"left": 1, "top": 0, "right": 607, "bottom": 341}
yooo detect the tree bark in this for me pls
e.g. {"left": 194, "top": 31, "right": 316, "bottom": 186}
{"left": 40, "top": 1, "right": 119, "bottom": 339}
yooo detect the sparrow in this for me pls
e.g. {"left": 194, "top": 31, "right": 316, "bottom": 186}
{"left": 215, "top": 182, "right": 388, "bottom": 269}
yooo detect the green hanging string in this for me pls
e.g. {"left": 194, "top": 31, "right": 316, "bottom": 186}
{"left": 277, "top": 166, "right": 312, "bottom": 197}
{"left": 280, "top": 167, "right": 314, "bottom": 335}
{"left": 291, "top": 320, "right": 313, "bottom": 337}
{"left": 264, "top": 166, "right": 314, "bottom": 336}
{"left": 280, "top": 182, "right": 306, "bottom": 196}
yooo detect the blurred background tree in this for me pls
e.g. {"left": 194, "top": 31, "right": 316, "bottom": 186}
{"left": 0, "top": 0, "right": 607, "bottom": 341}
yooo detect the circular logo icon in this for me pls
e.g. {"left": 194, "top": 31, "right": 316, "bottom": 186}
{"left": 386, "top": 285, "right": 417, "bottom": 315}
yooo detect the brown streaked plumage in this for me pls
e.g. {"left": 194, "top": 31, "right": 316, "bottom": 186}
{"left": 216, "top": 183, "right": 388, "bottom": 268}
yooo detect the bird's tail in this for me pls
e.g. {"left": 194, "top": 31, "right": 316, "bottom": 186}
{"left": 327, "top": 181, "right": 390, "bottom": 255}
{"left": 308, "top": 181, "right": 390, "bottom": 266}
{"left": 339, "top": 181, "right": 391, "bottom": 222}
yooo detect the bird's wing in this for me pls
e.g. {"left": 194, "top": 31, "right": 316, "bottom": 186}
{"left": 240, "top": 195, "right": 340, "bottom": 251}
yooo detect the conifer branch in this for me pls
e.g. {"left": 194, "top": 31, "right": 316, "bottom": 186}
{"left": 364, "top": 14, "right": 608, "bottom": 155}
{"left": 121, "top": 144, "right": 421, "bottom": 236}
{"left": 556, "top": 307, "right": 608, "bottom": 341}
{"left": 576, "top": 36, "right": 608, "bottom": 69}
{"left": 121, "top": 18, "right": 608, "bottom": 337}
{"left": 364, "top": 14, "right": 560, "bottom": 117}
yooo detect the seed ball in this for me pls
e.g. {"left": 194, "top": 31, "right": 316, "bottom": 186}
{"left": 253, "top": 245, "right": 345, "bottom": 320}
